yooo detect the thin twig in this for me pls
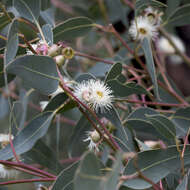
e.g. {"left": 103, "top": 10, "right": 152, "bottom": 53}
{"left": 0, "top": 178, "right": 55, "bottom": 186}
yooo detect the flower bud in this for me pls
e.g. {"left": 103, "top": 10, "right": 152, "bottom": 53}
{"left": 48, "top": 44, "right": 61, "bottom": 57}
{"left": 62, "top": 47, "right": 75, "bottom": 59}
{"left": 54, "top": 55, "right": 65, "bottom": 66}
{"left": 90, "top": 130, "right": 100, "bottom": 143}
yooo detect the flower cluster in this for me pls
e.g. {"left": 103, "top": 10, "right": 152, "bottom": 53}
{"left": 129, "top": 6, "right": 162, "bottom": 41}
{"left": 74, "top": 79, "right": 113, "bottom": 113}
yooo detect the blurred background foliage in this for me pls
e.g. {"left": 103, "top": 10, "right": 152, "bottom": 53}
{"left": 1, "top": 0, "right": 190, "bottom": 189}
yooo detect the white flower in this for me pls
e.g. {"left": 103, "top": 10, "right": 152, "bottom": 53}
{"left": 40, "top": 101, "right": 49, "bottom": 110}
{"left": 74, "top": 81, "right": 92, "bottom": 104}
{"left": 129, "top": 16, "right": 159, "bottom": 41}
{"left": 83, "top": 130, "right": 100, "bottom": 152}
{"left": 157, "top": 36, "right": 185, "bottom": 54}
{"left": 0, "top": 164, "right": 19, "bottom": 179}
{"left": 74, "top": 80, "right": 113, "bottom": 113}
{"left": 89, "top": 80, "right": 113, "bottom": 113}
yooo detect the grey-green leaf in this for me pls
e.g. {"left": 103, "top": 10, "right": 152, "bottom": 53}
{"left": 13, "top": 0, "right": 41, "bottom": 22}
{"left": 53, "top": 17, "right": 94, "bottom": 42}
{"left": 171, "top": 107, "right": 190, "bottom": 136}
{"left": 74, "top": 152, "right": 102, "bottom": 190}
{"left": 101, "top": 153, "right": 122, "bottom": 190}
{"left": 4, "top": 19, "right": 19, "bottom": 65}
{"left": 166, "top": 4, "right": 190, "bottom": 26}
{"left": 100, "top": 107, "right": 135, "bottom": 152}
{"left": 107, "top": 79, "right": 147, "bottom": 97}
{"left": 105, "top": 62, "right": 122, "bottom": 82}
{"left": 142, "top": 37, "right": 159, "bottom": 99}
{"left": 123, "top": 145, "right": 190, "bottom": 189}
{"left": 68, "top": 115, "right": 91, "bottom": 157}
{"left": 52, "top": 162, "right": 79, "bottom": 190}
{"left": 24, "top": 139, "right": 63, "bottom": 173}
{"left": 0, "top": 111, "right": 54, "bottom": 160}
{"left": 6, "top": 55, "right": 59, "bottom": 95}
{"left": 146, "top": 114, "right": 176, "bottom": 140}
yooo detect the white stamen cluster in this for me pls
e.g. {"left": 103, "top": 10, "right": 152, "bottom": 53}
{"left": 83, "top": 130, "right": 100, "bottom": 152}
{"left": 129, "top": 7, "right": 162, "bottom": 41}
{"left": 74, "top": 79, "right": 113, "bottom": 113}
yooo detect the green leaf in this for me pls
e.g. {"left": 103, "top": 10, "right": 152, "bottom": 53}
{"left": 6, "top": 55, "right": 59, "bottom": 95}
{"left": 68, "top": 115, "right": 91, "bottom": 157}
{"left": 4, "top": 19, "right": 19, "bottom": 65}
{"left": 44, "top": 93, "right": 77, "bottom": 113}
{"left": 52, "top": 162, "right": 79, "bottom": 190}
{"left": 74, "top": 152, "right": 102, "bottom": 190}
{"left": 24, "top": 139, "right": 63, "bottom": 173}
{"left": 126, "top": 108, "right": 165, "bottom": 140}
{"left": 100, "top": 107, "right": 135, "bottom": 152}
{"left": 76, "top": 73, "right": 96, "bottom": 83}
{"left": 0, "top": 12, "right": 14, "bottom": 31}
{"left": 0, "top": 111, "right": 54, "bottom": 160}
{"left": 13, "top": 0, "right": 41, "bottom": 22}
{"left": 105, "top": 62, "right": 122, "bottom": 82}
{"left": 0, "top": 58, "right": 15, "bottom": 87}
{"left": 42, "top": 24, "right": 53, "bottom": 45}
{"left": 166, "top": 4, "right": 190, "bottom": 26}
{"left": 101, "top": 153, "right": 122, "bottom": 190}
{"left": 0, "top": 94, "right": 9, "bottom": 119}
{"left": 165, "top": 0, "right": 180, "bottom": 17}
{"left": 142, "top": 37, "right": 159, "bottom": 99}
{"left": 123, "top": 145, "right": 190, "bottom": 189}
{"left": 107, "top": 80, "right": 147, "bottom": 97}
{"left": 171, "top": 107, "right": 190, "bottom": 136}
{"left": 146, "top": 114, "right": 176, "bottom": 140}
{"left": 53, "top": 17, "right": 94, "bottom": 42}
{"left": 135, "top": 0, "right": 167, "bottom": 15}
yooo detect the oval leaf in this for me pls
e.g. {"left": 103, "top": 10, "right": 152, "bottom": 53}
{"left": 53, "top": 17, "right": 94, "bottom": 42}
{"left": 167, "top": 4, "right": 190, "bottom": 26}
{"left": 123, "top": 145, "right": 190, "bottom": 189}
{"left": 107, "top": 80, "right": 147, "bottom": 97}
{"left": 4, "top": 19, "right": 19, "bottom": 65}
{"left": 74, "top": 152, "right": 102, "bottom": 190}
{"left": 52, "top": 162, "right": 79, "bottom": 190}
{"left": 142, "top": 37, "right": 159, "bottom": 99}
{"left": 0, "top": 111, "right": 54, "bottom": 160}
{"left": 105, "top": 62, "right": 122, "bottom": 82}
{"left": 6, "top": 55, "right": 59, "bottom": 95}
{"left": 13, "top": 0, "right": 41, "bottom": 22}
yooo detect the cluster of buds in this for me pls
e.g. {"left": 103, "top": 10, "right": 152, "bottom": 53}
{"left": 27, "top": 40, "right": 75, "bottom": 66}
{"left": 48, "top": 45, "right": 75, "bottom": 67}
